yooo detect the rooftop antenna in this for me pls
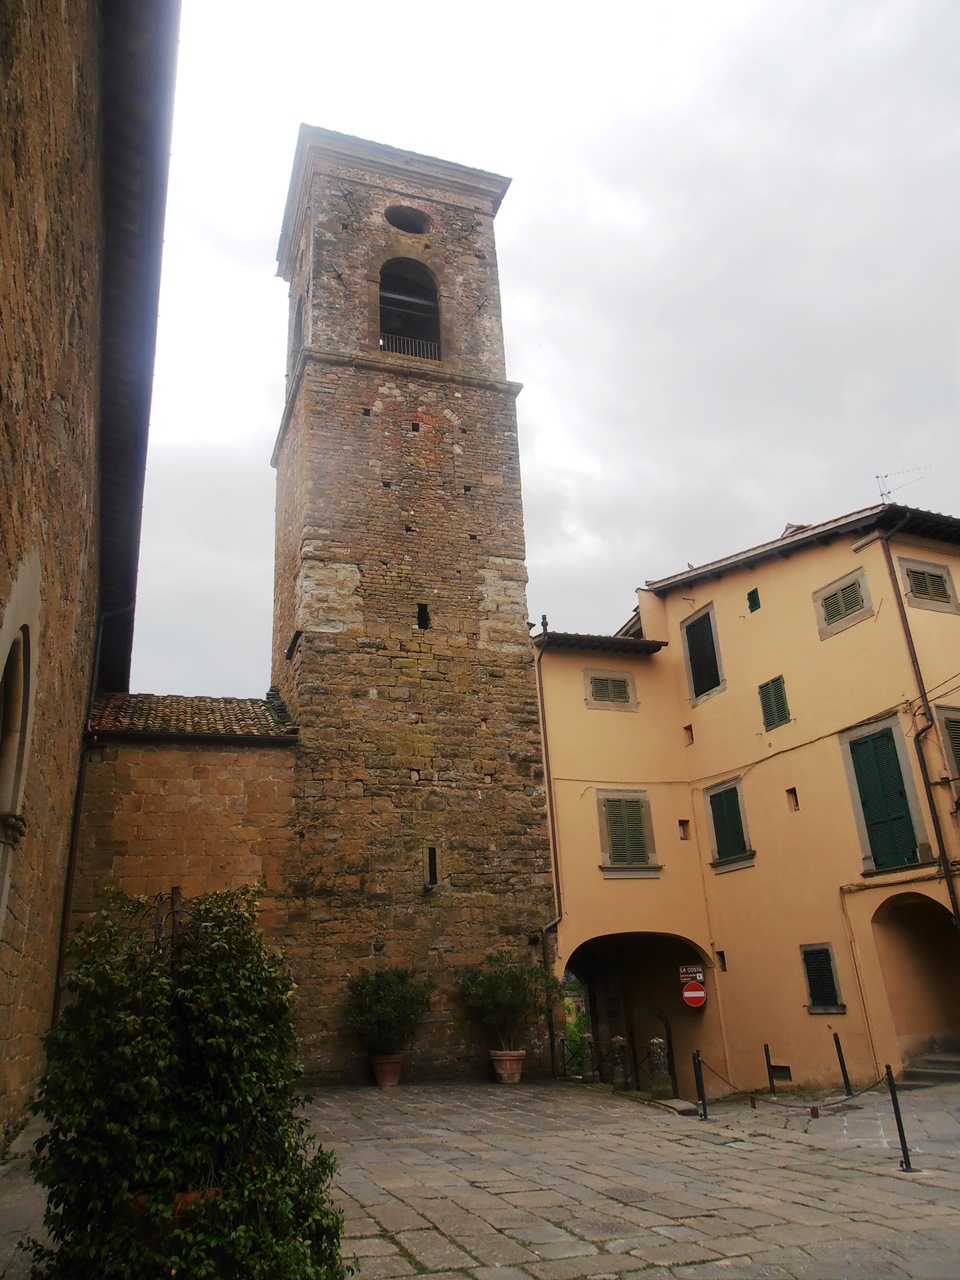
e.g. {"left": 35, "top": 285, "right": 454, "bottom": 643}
{"left": 876, "top": 466, "right": 929, "bottom": 505}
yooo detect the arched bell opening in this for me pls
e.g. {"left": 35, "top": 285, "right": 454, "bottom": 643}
{"left": 379, "top": 258, "right": 440, "bottom": 361}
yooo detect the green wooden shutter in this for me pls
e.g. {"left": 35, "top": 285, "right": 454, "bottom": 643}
{"left": 802, "top": 948, "right": 840, "bottom": 1007}
{"left": 747, "top": 588, "right": 761, "bottom": 613}
{"left": 685, "top": 613, "right": 721, "bottom": 698}
{"left": 605, "top": 798, "right": 647, "bottom": 865}
{"left": 849, "top": 729, "right": 918, "bottom": 869}
{"left": 591, "top": 676, "right": 629, "bottom": 703}
{"left": 709, "top": 787, "right": 747, "bottom": 860}
{"left": 945, "top": 717, "right": 960, "bottom": 779}
{"left": 759, "top": 676, "right": 789, "bottom": 730}
{"left": 907, "top": 567, "right": 950, "bottom": 603}
{"left": 822, "top": 579, "right": 863, "bottom": 626}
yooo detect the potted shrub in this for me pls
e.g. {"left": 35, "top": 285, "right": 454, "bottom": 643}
{"left": 28, "top": 887, "right": 345, "bottom": 1280}
{"left": 456, "top": 952, "right": 563, "bottom": 1083}
{"left": 344, "top": 966, "right": 435, "bottom": 1086}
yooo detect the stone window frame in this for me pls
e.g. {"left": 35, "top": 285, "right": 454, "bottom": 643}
{"left": 595, "top": 788, "right": 660, "bottom": 879}
{"left": 897, "top": 556, "right": 960, "bottom": 616}
{"left": 681, "top": 603, "right": 725, "bottom": 707}
{"left": 936, "top": 705, "right": 960, "bottom": 802}
{"left": 812, "top": 567, "right": 874, "bottom": 640}
{"left": 703, "top": 777, "right": 755, "bottom": 873}
{"left": 839, "top": 713, "right": 931, "bottom": 876}
{"left": 800, "top": 943, "right": 846, "bottom": 1015}
{"left": 583, "top": 668, "right": 638, "bottom": 713}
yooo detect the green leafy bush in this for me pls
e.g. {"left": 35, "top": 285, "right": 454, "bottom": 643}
{"left": 456, "top": 952, "right": 563, "bottom": 1051}
{"left": 344, "top": 967, "right": 434, "bottom": 1056}
{"left": 29, "top": 888, "right": 344, "bottom": 1280}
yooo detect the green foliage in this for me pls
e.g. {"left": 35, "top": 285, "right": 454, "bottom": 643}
{"left": 344, "top": 967, "right": 434, "bottom": 1056}
{"left": 456, "top": 952, "right": 563, "bottom": 1051}
{"left": 29, "top": 888, "right": 345, "bottom": 1280}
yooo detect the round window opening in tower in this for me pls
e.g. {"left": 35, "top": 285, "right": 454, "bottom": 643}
{"left": 379, "top": 259, "right": 440, "bottom": 361}
{"left": 385, "top": 206, "right": 431, "bottom": 234}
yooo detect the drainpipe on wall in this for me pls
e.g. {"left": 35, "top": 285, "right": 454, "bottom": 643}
{"left": 534, "top": 620, "right": 564, "bottom": 1075}
{"left": 877, "top": 530, "right": 960, "bottom": 934}
{"left": 52, "top": 601, "right": 136, "bottom": 1023}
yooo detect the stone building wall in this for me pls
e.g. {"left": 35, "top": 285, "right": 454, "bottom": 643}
{"left": 0, "top": 1, "right": 103, "bottom": 1135}
{"left": 72, "top": 739, "right": 296, "bottom": 921}
{"left": 270, "top": 132, "right": 556, "bottom": 1081}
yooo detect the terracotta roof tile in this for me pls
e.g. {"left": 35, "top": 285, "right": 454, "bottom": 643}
{"left": 91, "top": 693, "right": 295, "bottom": 739}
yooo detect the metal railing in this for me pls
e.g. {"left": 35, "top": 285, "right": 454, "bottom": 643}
{"left": 557, "top": 1033, "right": 653, "bottom": 1092}
{"left": 379, "top": 333, "right": 440, "bottom": 361}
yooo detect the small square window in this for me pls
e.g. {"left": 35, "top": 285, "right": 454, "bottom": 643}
{"left": 678, "top": 819, "right": 691, "bottom": 840}
{"left": 746, "top": 588, "right": 760, "bottom": 613}
{"left": 584, "top": 670, "right": 636, "bottom": 711}
{"left": 813, "top": 569, "right": 873, "bottom": 639}
{"left": 801, "top": 945, "right": 845, "bottom": 1012}
{"left": 786, "top": 787, "right": 800, "bottom": 811}
{"left": 898, "top": 557, "right": 959, "bottom": 615}
{"left": 759, "top": 675, "right": 790, "bottom": 730}
{"left": 591, "top": 676, "right": 630, "bottom": 704}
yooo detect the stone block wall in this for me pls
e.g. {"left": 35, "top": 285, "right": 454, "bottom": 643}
{"left": 0, "top": 1, "right": 102, "bottom": 1135}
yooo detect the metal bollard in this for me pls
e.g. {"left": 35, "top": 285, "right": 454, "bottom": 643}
{"left": 692, "top": 1049, "right": 708, "bottom": 1121}
{"left": 763, "top": 1042, "right": 776, "bottom": 1098}
{"left": 885, "top": 1064, "right": 915, "bottom": 1173}
{"left": 833, "top": 1032, "right": 853, "bottom": 1097}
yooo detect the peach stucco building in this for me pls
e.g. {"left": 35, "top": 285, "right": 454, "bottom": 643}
{"left": 536, "top": 504, "right": 960, "bottom": 1098}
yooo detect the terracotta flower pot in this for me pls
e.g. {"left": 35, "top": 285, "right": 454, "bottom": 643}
{"left": 371, "top": 1053, "right": 404, "bottom": 1086}
{"left": 490, "top": 1049, "right": 526, "bottom": 1084}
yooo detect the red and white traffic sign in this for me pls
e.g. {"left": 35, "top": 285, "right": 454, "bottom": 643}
{"left": 682, "top": 980, "right": 707, "bottom": 1009}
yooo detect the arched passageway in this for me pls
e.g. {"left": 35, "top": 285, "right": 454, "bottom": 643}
{"left": 566, "top": 932, "right": 720, "bottom": 1099}
{"left": 872, "top": 893, "right": 960, "bottom": 1061}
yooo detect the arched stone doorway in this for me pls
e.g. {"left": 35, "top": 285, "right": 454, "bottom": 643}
{"left": 566, "top": 932, "right": 717, "bottom": 1098}
{"left": 872, "top": 892, "right": 960, "bottom": 1062}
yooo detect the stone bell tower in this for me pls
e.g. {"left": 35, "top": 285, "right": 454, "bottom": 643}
{"left": 270, "top": 127, "right": 555, "bottom": 1079}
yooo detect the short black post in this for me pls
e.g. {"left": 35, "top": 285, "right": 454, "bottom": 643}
{"left": 885, "top": 1064, "right": 915, "bottom": 1173}
{"left": 585, "top": 1034, "right": 597, "bottom": 1083}
{"left": 833, "top": 1032, "right": 853, "bottom": 1097}
{"left": 763, "top": 1042, "right": 776, "bottom": 1098}
{"left": 692, "top": 1050, "right": 708, "bottom": 1121}
{"left": 558, "top": 1035, "right": 568, "bottom": 1078}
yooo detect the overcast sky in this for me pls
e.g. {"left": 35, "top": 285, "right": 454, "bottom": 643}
{"left": 131, "top": 0, "right": 960, "bottom": 697}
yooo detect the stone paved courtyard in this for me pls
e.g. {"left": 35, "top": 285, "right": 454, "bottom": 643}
{"left": 4, "top": 1080, "right": 960, "bottom": 1278}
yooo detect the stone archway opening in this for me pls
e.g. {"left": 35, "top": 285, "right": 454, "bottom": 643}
{"left": 565, "top": 931, "right": 715, "bottom": 1099}
{"left": 872, "top": 892, "right": 960, "bottom": 1063}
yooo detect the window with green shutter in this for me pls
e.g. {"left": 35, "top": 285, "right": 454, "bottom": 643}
{"left": 758, "top": 675, "right": 790, "bottom": 730}
{"left": 906, "top": 567, "right": 950, "bottom": 603}
{"left": 944, "top": 716, "right": 960, "bottom": 780}
{"left": 590, "top": 676, "right": 630, "bottom": 704}
{"left": 603, "top": 798, "right": 648, "bottom": 866}
{"left": 822, "top": 578, "right": 863, "bottom": 625}
{"left": 849, "top": 728, "right": 918, "bottom": 870}
{"left": 683, "top": 610, "right": 722, "bottom": 699}
{"left": 709, "top": 785, "right": 748, "bottom": 861}
{"left": 801, "top": 946, "right": 843, "bottom": 1010}
{"left": 746, "top": 588, "right": 761, "bottom": 613}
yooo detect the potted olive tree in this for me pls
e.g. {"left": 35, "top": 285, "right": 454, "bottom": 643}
{"left": 344, "top": 966, "right": 435, "bottom": 1086}
{"left": 456, "top": 952, "right": 563, "bottom": 1083}
{"left": 29, "top": 888, "right": 345, "bottom": 1280}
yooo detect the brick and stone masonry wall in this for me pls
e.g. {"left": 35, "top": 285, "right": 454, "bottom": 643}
{"left": 0, "top": 3, "right": 102, "bottom": 1135}
{"left": 71, "top": 741, "right": 296, "bottom": 923}
{"left": 270, "top": 138, "right": 557, "bottom": 1081}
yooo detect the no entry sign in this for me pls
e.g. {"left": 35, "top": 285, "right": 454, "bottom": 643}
{"left": 682, "top": 980, "right": 707, "bottom": 1009}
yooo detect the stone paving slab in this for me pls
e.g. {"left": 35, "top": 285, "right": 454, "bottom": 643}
{"left": 3, "top": 1080, "right": 960, "bottom": 1278}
